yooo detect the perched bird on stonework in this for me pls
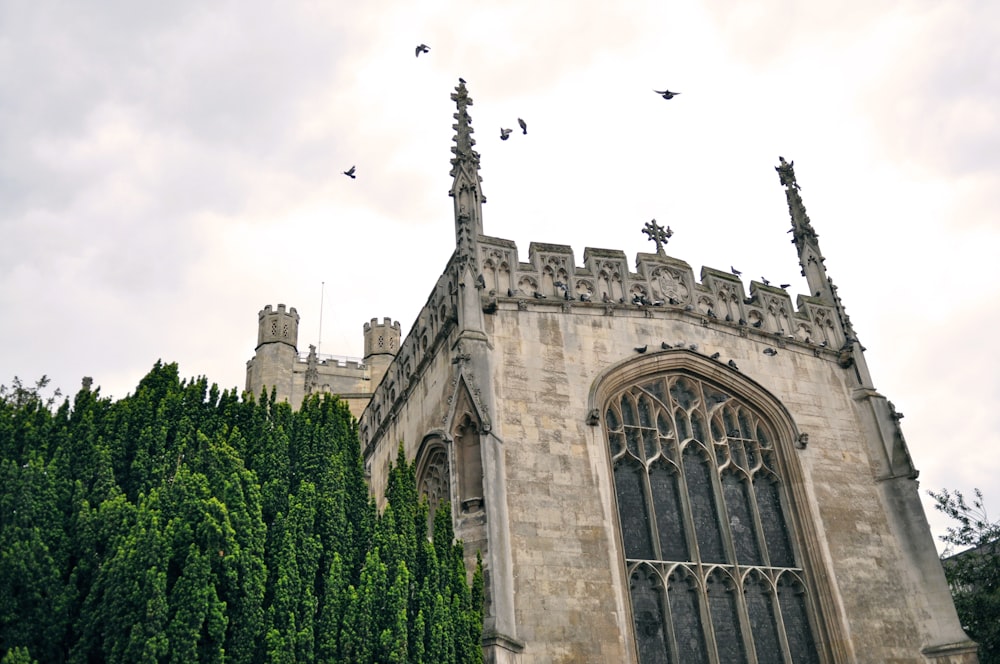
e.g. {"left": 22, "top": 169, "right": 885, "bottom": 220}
{"left": 709, "top": 352, "right": 721, "bottom": 360}
{"left": 518, "top": 118, "right": 527, "bottom": 134}
{"left": 654, "top": 89, "right": 681, "bottom": 100}
{"left": 602, "top": 292, "right": 612, "bottom": 303}
{"left": 343, "top": 165, "right": 356, "bottom": 179}
{"left": 728, "top": 359, "right": 739, "bottom": 370}
{"left": 688, "top": 344, "right": 698, "bottom": 351}
{"left": 580, "top": 292, "right": 592, "bottom": 302}
{"left": 761, "top": 277, "right": 771, "bottom": 286}
{"left": 635, "top": 345, "right": 648, "bottom": 354}
{"left": 500, "top": 128, "right": 512, "bottom": 141}
{"left": 533, "top": 291, "right": 546, "bottom": 299}
{"left": 476, "top": 274, "right": 486, "bottom": 288}
{"left": 752, "top": 319, "right": 763, "bottom": 328}
{"left": 415, "top": 43, "right": 430, "bottom": 57}
{"left": 763, "top": 348, "right": 778, "bottom": 356}
{"left": 661, "top": 342, "right": 673, "bottom": 349}
{"left": 731, "top": 266, "right": 742, "bottom": 276}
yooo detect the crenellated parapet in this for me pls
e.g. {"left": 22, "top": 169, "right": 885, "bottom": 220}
{"left": 474, "top": 236, "right": 845, "bottom": 349}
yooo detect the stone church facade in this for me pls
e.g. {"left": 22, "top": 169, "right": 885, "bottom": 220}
{"left": 245, "top": 81, "right": 977, "bottom": 663}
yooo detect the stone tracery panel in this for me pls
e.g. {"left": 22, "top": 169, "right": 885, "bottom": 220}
{"left": 604, "top": 372, "right": 821, "bottom": 663}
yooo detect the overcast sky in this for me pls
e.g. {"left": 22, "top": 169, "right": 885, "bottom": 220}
{"left": 1, "top": 0, "right": 997, "bottom": 546}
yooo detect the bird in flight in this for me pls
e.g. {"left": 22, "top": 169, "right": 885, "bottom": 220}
{"left": 518, "top": 118, "right": 527, "bottom": 134}
{"left": 654, "top": 89, "right": 681, "bottom": 100}
{"left": 343, "top": 166, "right": 356, "bottom": 179}
{"left": 500, "top": 128, "right": 512, "bottom": 141}
{"left": 415, "top": 43, "right": 430, "bottom": 57}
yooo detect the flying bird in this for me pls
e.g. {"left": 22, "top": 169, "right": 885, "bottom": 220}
{"left": 500, "top": 128, "right": 512, "bottom": 141}
{"left": 654, "top": 89, "right": 681, "bottom": 100}
{"left": 518, "top": 118, "right": 527, "bottom": 134}
{"left": 343, "top": 166, "right": 356, "bottom": 179}
{"left": 415, "top": 43, "right": 430, "bottom": 57}
{"left": 780, "top": 283, "right": 791, "bottom": 289}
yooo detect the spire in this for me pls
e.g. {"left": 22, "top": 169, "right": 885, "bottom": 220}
{"left": 777, "top": 157, "right": 870, "bottom": 384}
{"left": 450, "top": 79, "right": 485, "bottom": 262}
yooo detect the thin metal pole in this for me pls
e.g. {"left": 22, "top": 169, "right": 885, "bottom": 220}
{"left": 317, "top": 281, "right": 325, "bottom": 355}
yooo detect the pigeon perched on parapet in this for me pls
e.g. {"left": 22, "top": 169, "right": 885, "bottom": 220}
{"left": 500, "top": 128, "right": 512, "bottom": 141}
{"left": 635, "top": 345, "right": 648, "bottom": 354}
{"left": 763, "top": 348, "right": 778, "bottom": 356}
{"left": 580, "top": 292, "right": 592, "bottom": 302}
{"left": 415, "top": 43, "right": 430, "bottom": 57}
{"left": 343, "top": 166, "right": 356, "bottom": 179}
{"left": 518, "top": 118, "right": 527, "bottom": 134}
{"left": 661, "top": 342, "right": 673, "bottom": 350}
{"left": 731, "top": 266, "right": 742, "bottom": 276}
{"left": 728, "top": 359, "right": 739, "bottom": 370}
{"left": 654, "top": 89, "right": 681, "bottom": 100}
{"left": 761, "top": 277, "right": 771, "bottom": 286}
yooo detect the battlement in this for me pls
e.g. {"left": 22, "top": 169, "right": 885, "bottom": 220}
{"left": 363, "top": 317, "right": 401, "bottom": 333}
{"left": 256, "top": 303, "right": 300, "bottom": 350}
{"left": 364, "top": 316, "right": 402, "bottom": 358}
{"left": 474, "top": 236, "right": 844, "bottom": 348}
{"left": 259, "top": 303, "right": 299, "bottom": 320}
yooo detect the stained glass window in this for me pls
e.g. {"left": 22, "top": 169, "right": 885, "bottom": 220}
{"left": 605, "top": 373, "right": 821, "bottom": 663}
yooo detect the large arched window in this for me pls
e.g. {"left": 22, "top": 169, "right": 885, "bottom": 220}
{"left": 605, "top": 372, "right": 821, "bottom": 663}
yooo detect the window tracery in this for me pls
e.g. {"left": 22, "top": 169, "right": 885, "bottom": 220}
{"left": 605, "top": 373, "right": 820, "bottom": 663}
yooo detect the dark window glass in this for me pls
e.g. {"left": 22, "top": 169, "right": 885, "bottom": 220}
{"left": 675, "top": 410, "right": 690, "bottom": 441}
{"left": 632, "top": 568, "right": 670, "bottom": 664}
{"left": 754, "top": 475, "right": 795, "bottom": 567}
{"left": 683, "top": 446, "right": 725, "bottom": 564}
{"left": 649, "top": 462, "right": 688, "bottom": 561}
{"left": 745, "top": 576, "right": 782, "bottom": 664}
{"left": 622, "top": 395, "right": 638, "bottom": 426}
{"left": 707, "top": 573, "right": 747, "bottom": 664}
{"left": 670, "top": 378, "right": 697, "bottom": 410}
{"left": 616, "top": 459, "right": 653, "bottom": 559}
{"left": 778, "top": 576, "right": 820, "bottom": 664}
{"left": 691, "top": 411, "right": 707, "bottom": 443}
{"left": 722, "top": 472, "right": 762, "bottom": 565}
{"left": 638, "top": 395, "right": 654, "bottom": 427}
{"left": 668, "top": 574, "right": 709, "bottom": 664}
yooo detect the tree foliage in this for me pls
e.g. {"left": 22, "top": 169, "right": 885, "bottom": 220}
{"left": 929, "top": 487, "right": 1000, "bottom": 663}
{"left": 0, "top": 365, "right": 483, "bottom": 663}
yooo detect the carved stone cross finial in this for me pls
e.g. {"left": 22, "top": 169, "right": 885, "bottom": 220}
{"left": 642, "top": 219, "right": 673, "bottom": 255}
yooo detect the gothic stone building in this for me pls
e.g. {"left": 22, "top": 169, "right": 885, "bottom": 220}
{"left": 245, "top": 82, "right": 977, "bottom": 663}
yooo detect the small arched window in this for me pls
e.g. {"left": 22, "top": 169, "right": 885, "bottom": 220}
{"left": 605, "top": 372, "right": 820, "bottom": 663}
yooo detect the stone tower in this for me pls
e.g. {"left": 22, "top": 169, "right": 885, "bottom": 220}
{"left": 363, "top": 317, "right": 401, "bottom": 392}
{"left": 245, "top": 307, "right": 397, "bottom": 418}
{"left": 245, "top": 304, "right": 299, "bottom": 403}
{"left": 350, "top": 81, "right": 978, "bottom": 663}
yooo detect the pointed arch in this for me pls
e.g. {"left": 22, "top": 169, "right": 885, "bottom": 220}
{"left": 590, "top": 349, "right": 840, "bottom": 662}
